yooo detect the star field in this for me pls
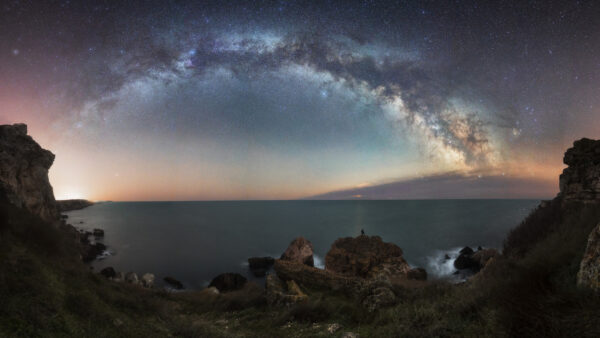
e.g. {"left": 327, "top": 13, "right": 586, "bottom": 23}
{"left": 0, "top": 0, "right": 598, "bottom": 200}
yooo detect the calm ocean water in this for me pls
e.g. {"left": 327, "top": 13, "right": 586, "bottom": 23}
{"left": 65, "top": 200, "right": 539, "bottom": 289}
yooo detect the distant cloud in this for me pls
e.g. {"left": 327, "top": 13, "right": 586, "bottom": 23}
{"left": 309, "top": 173, "right": 557, "bottom": 200}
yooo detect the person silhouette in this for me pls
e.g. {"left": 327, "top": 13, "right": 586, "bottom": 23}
{"left": 361, "top": 229, "right": 365, "bottom": 235}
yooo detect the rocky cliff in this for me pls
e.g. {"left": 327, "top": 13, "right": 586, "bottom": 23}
{"left": 0, "top": 124, "right": 58, "bottom": 221}
{"left": 559, "top": 138, "right": 600, "bottom": 201}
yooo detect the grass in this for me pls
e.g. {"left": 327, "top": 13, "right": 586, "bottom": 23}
{"left": 1, "top": 197, "right": 600, "bottom": 337}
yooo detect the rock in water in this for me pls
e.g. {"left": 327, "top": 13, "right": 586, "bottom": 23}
{"left": 0, "top": 124, "right": 59, "bottom": 221}
{"left": 209, "top": 273, "right": 247, "bottom": 292}
{"left": 280, "top": 237, "right": 314, "bottom": 267}
{"left": 93, "top": 228, "right": 104, "bottom": 237}
{"left": 559, "top": 138, "right": 600, "bottom": 201}
{"left": 248, "top": 256, "right": 275, "bottom": 276}
{"left": 164, "top": 276, "right": 184, "bottom": 290}
{"left": 325, "top": 235, "right": 410, "bottom": 279}
{"left": 578, "top": 223, "right": 600, "bottom": 290}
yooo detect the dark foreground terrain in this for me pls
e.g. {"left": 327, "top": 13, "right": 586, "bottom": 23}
{"left": 1, "top": 124, "right": 600, "bottom": 337}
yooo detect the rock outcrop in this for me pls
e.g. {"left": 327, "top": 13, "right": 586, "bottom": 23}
{"left": 56, "top": 199, "right": 93, "bottom": 212}
{"left": 325, "top": 235, "right": 412, "bottom": 279}
{"left": 265, "top": 274, "right": 308, "bottom": 306}
{"left": 248, "top": 256, "right": 275, "bottom": 277}
{"left": 577, "top": 223, "right": 600, "bottom": 290}
{"left": 559, "top": 138, "right": 600, "bottom": 201}
{"left": 280, "top": 237, "right": 314, "bottom": 267}
{"left": 0, "top": 124, "right": 58, "bottom": 221}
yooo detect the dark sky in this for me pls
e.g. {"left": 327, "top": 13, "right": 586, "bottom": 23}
{"left": 1, "top": 0, "right": 598, "bottom": 200}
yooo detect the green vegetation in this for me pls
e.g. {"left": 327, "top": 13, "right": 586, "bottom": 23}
{"left": 1, "top": 198, "right": 600, "bottom": 337}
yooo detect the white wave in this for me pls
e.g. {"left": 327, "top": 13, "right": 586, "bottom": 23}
{"left": 313, "top": 254, "right": 325, "bottom": 269}
{"left": 426, "top": 247, "right": 463, "bottom": 279}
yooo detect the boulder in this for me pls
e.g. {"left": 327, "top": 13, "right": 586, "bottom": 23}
{"left": 325, "top": 235, "right": 411, "bottom": 279}
{"left": 459, "top": 246, "right": 474, "bottom": 255}
{"left": 248, "top": 256, "right": 275, "bottom": 277}
{"left": 164, "top": 276, "right": 184, "bottom": 289}
{"left": 559, "top": 138, "right": 600, "bottom": 201}
{"left": 578, "top": 223, "right": 600, "bottom": 290}
{"left": 209, "top": 273, "right": 247, "bottom": 293}
{"left": 141, "top": 273, "right": 155, "bottom": 288}
{"left": 454, "top": 254, "right": 479, "bottom": 270}
{"left": 0, "top": 124, "right": 59, "bottom": 221}
{"left": 93, "top": 228, "right": 104, "bottom": 237}
{"left": 281, "top": 237, "right": 314, "bottom": 267}
{"left": 406, "top": 267, "right": 427, "bottom": 281}
{"left": 100, "top": 267, "right": 117, "bottom": 279}
{"left": 125, "top": 272, "right": 139, "bottom": 285}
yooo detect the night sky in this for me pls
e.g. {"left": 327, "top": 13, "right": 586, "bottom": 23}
{"left": 1, "top": 0, "right": 599, "bottom": 200}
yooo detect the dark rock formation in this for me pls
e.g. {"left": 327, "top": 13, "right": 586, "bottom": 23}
{"left": 93, "top": 228, "right": 104, "bottom": 237}
{"left": 406, "top": 267, "right": 427, "bottom": 281}
{"left": 81, "top": 242, "right": 106, "bottom": 262}
{"left": 248, "top": 256, "right": 275, "bottom": 277}
{"left": 0, "top": 124, "right": 58, "bottom": 221}
{"left": 454, "top": 247, "right": 499, "bottom": 273}
{"left": 164, "top": 276, "right": 184, "bottom": 289}
{"left": 578, "top": 223, "right": 600, "bottom": 290}
{"left": 209, "top": 273, "right": 247, "bottom": 293}
{"left": 459, "top": 246, "right": 474, "bottom": 256}
{"left": 56, "top": 199, "right": 93, "bottom": 212}
{"left": 280, "top": 237, "right": 314, "bottom": 267}
{"left": 559, "top": 138, "right": 600, "bottom": 201}
{"left": 100, "top": 267, "right": 117, "bottom": 279}
{"left": 274, "top": 259, "right": 364, "bottom": 296}
{"left": 325, "top": 235, "right": 411, "bottom": 279}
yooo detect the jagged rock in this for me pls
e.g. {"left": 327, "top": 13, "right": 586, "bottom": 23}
{"left": 459, "top": 246, "right": 474, "bottom": 255}
{"left": 209, "top": 273, "right": 247, "bottom": 293}
{"left": 248, "top": 256, "right": 275, "bottom": 277}
{"left": 325, "top": 235, "right": 411, "bottom": 279}
{"left": 281, "top": 237, "right": 314, "bottom": 267}
{"left": 274, "top": 259, "right": 364, "bottom": 297}
{"left": 125, "top": 272, "right": 139, "bottom": 285}
{"left": 578, "top": 223, "right": 600, "bottom": 290}
{"left": 93, "top": 228, "right": 104, "bottom": 237}
{"left": 164, "top": 276, "right": 184, "bottom": 289}
{"left": 56, "top": 199, "right": 93, "bottom": 212}
{"left": 265, "top": 274, "right": 308, "bottom": 305}
{"left": 141, "top": 273, "right": 155, "bottom": 288}
{"left": 560, "top": 138, "right": 600, "bottom": 201}
{"left": 0, "top": 124, "right": 59, "bottom": 221}
{"left": 406, "top": 267, "right": 427, "bottom": 281}
{"left": 454, "top": 253, "right": 479, "bottom": 270}
{"left": 100, "top": 267, "right": 117, "bottom": 279}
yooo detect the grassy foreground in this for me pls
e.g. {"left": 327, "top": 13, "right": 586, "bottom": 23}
{"left": 1, "top": 198, "right": 600, "bottom": 337}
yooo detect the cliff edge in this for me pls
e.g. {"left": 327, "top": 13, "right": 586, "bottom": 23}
{"left": 559, "top": 138, "right": 600, "bottom": 201}
{"left": 0, "top": 124, "right": 58, "bottom": 221}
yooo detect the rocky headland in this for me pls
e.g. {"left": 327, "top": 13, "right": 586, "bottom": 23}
{"left": 2, "top": 123, "right": 600, "bottom": 336}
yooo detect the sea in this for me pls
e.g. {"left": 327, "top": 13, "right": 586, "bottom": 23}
{"left": 64, "top": 200, "right": 539, "bottom": 289}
